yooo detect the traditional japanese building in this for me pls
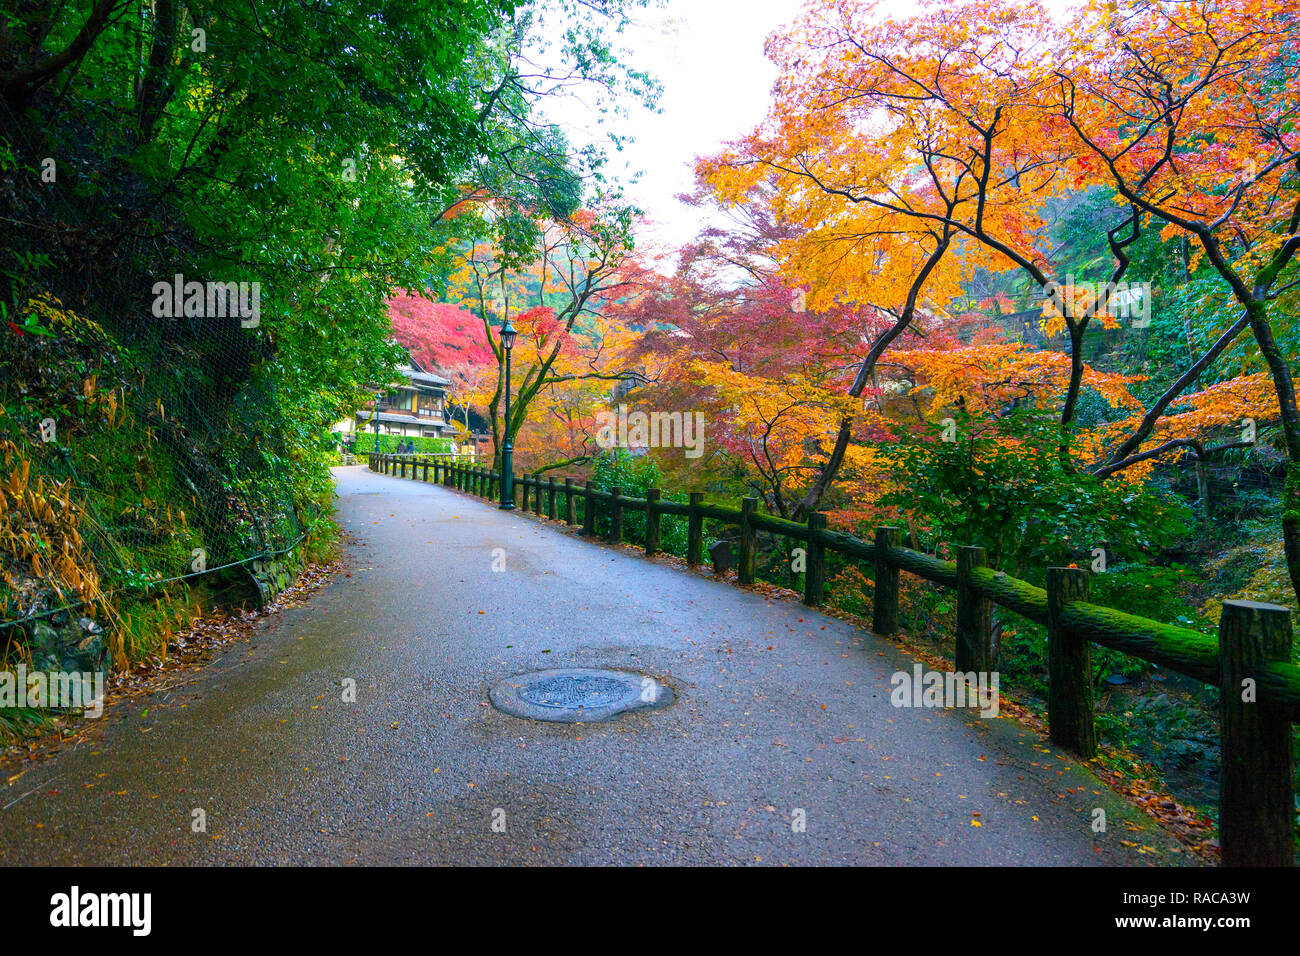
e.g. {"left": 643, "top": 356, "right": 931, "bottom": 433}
{"left": 332, "top": 351, "right": 457, "bottom": 442}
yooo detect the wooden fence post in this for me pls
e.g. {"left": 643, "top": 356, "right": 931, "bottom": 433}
{"left": 547, "top": 478, "right": 557, "bottom": 520}
{"left": 1219, "top": 599, "right": 1294, "bottom": 866}
{"left": 687, "top": 492, "right": 704, "bottom": 566}
{"left": 582, "top": 483, "right": 595, "bottom": 535}
{"left": 1047, "top": 566, "right": 1094, "bottom": 757}
{"left": 609, "top": 487, "right": 623, "bottom": 543}
{"left": 645, "top": 489, "right": 662, "bottom": 556}
{"left": 738, "top": 497, "right": 757, "bottom": 585}
{"left": 872, "top": 527, "right": 900, "bottom": 636}
{"left": 422, "top": 459, "right": 430, "bottom": 482}
{"left": 564, "top": 478, "right": 576, "bottom": 525}
{"left": 804, "top": 513, "right": 826, "bottom": 606}
{"left": 956, "top": 545, "right": 993, "bottom": 673}
{"left": 515, "top": 474, "right": 523, "bottom": 509}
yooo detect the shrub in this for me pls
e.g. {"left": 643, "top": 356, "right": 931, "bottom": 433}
{"left": 351, "top": 432, "right": 452, "bottom": 455}
{"left": 585, "top": 449, "right": 688, "bottom": 552}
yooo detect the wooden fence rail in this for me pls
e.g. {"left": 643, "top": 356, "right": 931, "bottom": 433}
{"left": 370, "top": 452, "right": 1299, "bottom": 866}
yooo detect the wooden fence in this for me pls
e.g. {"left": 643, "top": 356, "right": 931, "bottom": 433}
{"left": 371, "top": 452, "right": 1300, "bottom": 866}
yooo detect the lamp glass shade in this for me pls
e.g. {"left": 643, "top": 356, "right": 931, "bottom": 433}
{"left": 500, "top": 320, "right": 517, "bottom": 351}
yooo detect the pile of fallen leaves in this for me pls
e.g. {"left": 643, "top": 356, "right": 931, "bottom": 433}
{"left": 1091, "top": 759, "right": 1219, "bottom": 862}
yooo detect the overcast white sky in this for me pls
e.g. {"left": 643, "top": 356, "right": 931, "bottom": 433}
{"left": 541, "top": 0, "right": 808, "bottom": 253}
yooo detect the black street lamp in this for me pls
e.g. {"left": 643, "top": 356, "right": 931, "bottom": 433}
{"left": 498, "top": 318, "right": 517, "bottom": 510}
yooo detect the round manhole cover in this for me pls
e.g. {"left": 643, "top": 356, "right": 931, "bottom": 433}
{"left": 519, "top": 674, "right": 630, "bottom": 710}
{"left": 490, "top": 668, "right": 673, "bottom": 723}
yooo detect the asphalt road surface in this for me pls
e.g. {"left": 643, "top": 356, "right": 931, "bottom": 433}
{"left": 0, "top": 465, "right": 1194, "bottom": 865}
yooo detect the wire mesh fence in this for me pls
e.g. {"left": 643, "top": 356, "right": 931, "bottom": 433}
{"left": 0, "top": 297, "right": 320, "bottom": 637}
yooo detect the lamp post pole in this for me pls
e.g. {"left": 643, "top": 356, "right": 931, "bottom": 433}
{"left": 498, "top": 318, "right": 517, "bottom": 510}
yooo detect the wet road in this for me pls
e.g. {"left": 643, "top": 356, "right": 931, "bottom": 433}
{"left": 0, "top": 465, "right": 1192, "bottom": 865}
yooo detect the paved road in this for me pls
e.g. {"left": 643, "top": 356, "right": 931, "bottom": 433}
{"left": 0, "top": 465, "right": 1192, "bottom": 865}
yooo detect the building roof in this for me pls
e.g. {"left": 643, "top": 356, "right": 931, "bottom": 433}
{"left": 405, "top": 369, "right": 450, "bottom": 387}
{"left": 357, "top": 410, "right": 449, "bottom": 427}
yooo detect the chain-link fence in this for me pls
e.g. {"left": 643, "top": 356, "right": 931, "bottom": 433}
{"left": 0, "top": 296, "right": 320, "bottom": 645}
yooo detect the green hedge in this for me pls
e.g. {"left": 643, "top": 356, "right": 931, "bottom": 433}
{"left": 350, "top": 432, "right": 453, "bottom": 455}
